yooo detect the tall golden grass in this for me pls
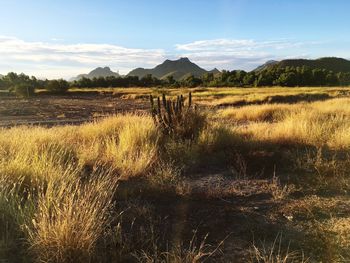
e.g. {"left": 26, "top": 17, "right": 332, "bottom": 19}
{"left": 28, "top": 170, "right": 118, "bottom": 262}
{"left": 1, "top": 94, "right": 350, "bottom": 262}
{"left": 0, "top": 114, "right": 159, "bottom": 262}
{"left": 218, "top": 98, "right": 350, "bottom": 149}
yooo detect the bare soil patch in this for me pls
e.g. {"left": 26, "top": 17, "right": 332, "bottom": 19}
{"left": 0, "top": 92, "right": 148, "bottom": 127}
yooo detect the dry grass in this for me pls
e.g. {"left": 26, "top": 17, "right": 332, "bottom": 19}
{"left": 218, "top": 103, "right": 293, "bottom": 122}
{"left": 102, "top": 116, "right": 159, "bottom": 177}
{"left": 250, "top": 234, "right": 308, "bottom": 263}
{"left": 0, "top": 114, "right": 160, "bottom": 181}
{"left": 26, "top": 169, "right": 118, "bottom": 263}
{"left": 134, "top": 233, "right": 218, "bottom": 263}
{"left": 68, "top": 86, "right": 350, "bottom": 107}
{"left": 1, "top": 87, "right": 350, "bottom": 262}
{"left": 217, "top": 98, "right": 350, "bottom": 149}
{"left": 0, "top": 114, "right": 160, "bottom": 262}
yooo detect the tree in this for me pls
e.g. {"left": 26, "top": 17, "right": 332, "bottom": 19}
{"left": 254, "top": 72, "right": 274, "bottom": 86}
{"left": 140, "top": 74, "right": 155, "bottom": 87}
{"left": 201, "top": 73, "right": 214, "bottom": 84}
{"left": 243, "top": 73, "right": 256, "bottom": 86}
{"left": 312, "top": 69, "right": 326, "bottom": 86}
{"left": 326, "top": 72, "right": 338, "bottom": 86}
{"left": 275, "top": 72, "right": 297, "bottom": 87}
{"left": 182, "top": 75, "right": 202, "bottom": 87}
{"left": 166, "top": 75, "right": 175, "bottom": 86}
{"left": 0, "top": 76, "right": 4, "bottom": 90}
{"left": 46, "top": 79, "right": 69, "bottom": 94}
{"left": 2, "top": 72, "right": 38, "bottom": 96}
{"left": 14, "top": 83, "right": 35, "bottom": 97}
{"left": 299, "top": 66, "right": 313, "bottom": 86}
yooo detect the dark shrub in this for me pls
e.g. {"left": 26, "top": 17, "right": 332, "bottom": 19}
{"left": 14, "top": 83, "right": 35, "bottom": 97}
{"left": 46, "top": 79, "right": 69, "bottom": 94}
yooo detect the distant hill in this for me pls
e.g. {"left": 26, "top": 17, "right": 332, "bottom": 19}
{"left": 255, "top": 57, "right": 350, "bottom": 73}
{"left": 253, "top": 60, "right": 279, "bottom": 72}
{"left": 71, "top": 67, "right": 120, "bottom": 81}
{"left": 209, "top": 68, "right": 221, "bottom": 75}
{"left": 127, "top": 57, "right": 219, "bottom": 80}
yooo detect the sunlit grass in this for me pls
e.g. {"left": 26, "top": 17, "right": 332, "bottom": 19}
{"left": 217, "top": 98, "right": 350, "bottom": 149}
{"left": 1, "top": 88, "right": 350, "bottom": 262}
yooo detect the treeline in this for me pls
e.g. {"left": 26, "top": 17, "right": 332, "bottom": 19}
{"left": 0, "top": 72, "right": 69, "bottom": 95}
{"left": 2, "top": 66, "right": 350, "bottom": 97}
{"left": 239, "top": 66, "right": 350, "bottom": 87}
{"left": 71, "top": 66, "right": 350, "bottom": 88}
{"left": 71, "top": 74, "right": 201, "bottom": 88}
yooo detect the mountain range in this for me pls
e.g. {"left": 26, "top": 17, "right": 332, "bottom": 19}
{"left": 253, "top": 60, "right": 279, "bottom": 72}
{"left": 127, "top": 57, "right": 220, "bottom": 80}
{"left": 71, "top": 57, "right": 350, "bottom": 81}
{"left": 71, "top": 66, "right": 120, "bottom": 81}
{"left": 254, "top": 57, "right": 350, "bottom": 73}
{"left": 70, "top": 58, "right": 220, "bottom": 81}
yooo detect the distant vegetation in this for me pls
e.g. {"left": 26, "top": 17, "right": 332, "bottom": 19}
{"left": 2, "top": 57, "right": 350, "bottom": 96}
{"left": 72, "top": 57, "right": 350, "bottom": 88}
{"left": 68, "top": 66, "right": 350, "bottom": 88}
{"left": 0, "top": 72, "right": 69, "bottom": 96}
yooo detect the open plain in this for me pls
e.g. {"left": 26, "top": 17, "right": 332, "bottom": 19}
{"left": 1, "top": 87, "right": 350, "bottom": 262}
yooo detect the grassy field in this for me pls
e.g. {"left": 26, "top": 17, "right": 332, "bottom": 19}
{"left": 67, "top": 86, "right": 350, "bottom": 106}
{"left": 1, "top": 87, "right": 350, "bottom": 262}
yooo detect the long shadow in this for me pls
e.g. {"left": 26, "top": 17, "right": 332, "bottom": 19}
{"left": 114, "top": 181, "right": 317, "bottom": 262}
{"left": 215, "top": 93, "right": 332, "bottom": 108}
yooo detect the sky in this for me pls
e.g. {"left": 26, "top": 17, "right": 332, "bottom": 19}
{"left": 0, "top": 0, "right": 350, "bottom": 79}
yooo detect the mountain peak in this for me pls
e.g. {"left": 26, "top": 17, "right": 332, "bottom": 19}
{"left": 253, "top": 60, "right": 279, "bottom": 72}
{"left": 71, "top": 66, "right": 120, "bottom": 81}
{"left": 128, "top": 58, "right": 208, "bottom": 80}
{"left": 209, "top": 68, "right": 221, "bottom": 74}
{"left": 179, "top": 57, "right": 190, "bottom": 62}
{"left": 92, "top": 66, "right": 112, "bottom": 72}
{"left": 163, "top": 57, "right": 191, "bottom": 65}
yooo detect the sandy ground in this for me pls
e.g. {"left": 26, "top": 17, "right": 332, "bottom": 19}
{"left": 0, "top": 92, "right": 148, "bottom": 127}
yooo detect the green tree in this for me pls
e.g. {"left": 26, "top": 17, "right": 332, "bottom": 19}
{"left": 275, "top": 72, "right": 297, "bottom": 87}
{"left": 182, "top": 75, "right": 202, "bottom": 87}
{"left": 254, "top": 72, "right": 274, "bottom": 86}
{"left": 46, "top": 79, "right": 70, "bottom": 94}
{"left": 2, "top": 72, "right": 37, "bottom": 96}
{"left": 201, "top": 72, "right": 214, "bottom": 84}
{"left": 243, "top": 73, "right": 256, "bottom": 86}
{"left": 166, "top": 75, "right": 175, "bottom": 86}
{"left": 14, "top": 83, "right": 35, "bottom": 97}
{"left": 325, "top": 72, "right": 338, "bottom": 86}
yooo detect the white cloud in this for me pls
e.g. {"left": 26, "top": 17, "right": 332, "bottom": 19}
{"left": 0, "top": 36, "right": 167, "bottom": 78}
{"left": 175, "top": 38, "right": 319, "bottom": 71}
{"left": 0, "top": 36, "right": 324, "bottom": 78}
{"left": 175, "top": 38, "right": 307, "bottom": 52}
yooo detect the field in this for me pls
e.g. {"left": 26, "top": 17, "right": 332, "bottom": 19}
{"left": 1, "top": 87, "right": 350, "bottom": 262}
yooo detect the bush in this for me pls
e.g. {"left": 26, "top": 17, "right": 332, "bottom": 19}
{"left": 13, "top": 83, "right": 35, "bottom": 97}
{"left": 46, "top": 79, "right": 69, "bottom": 94}
{"left": 150, "top": 93, "right": 207, "bottom": 142}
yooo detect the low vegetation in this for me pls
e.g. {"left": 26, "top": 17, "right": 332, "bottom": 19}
{"left": 1, "top": 87, "right": 350, "bottom": 262}
{"left": 2, "top": 58, "right": 350, "bottom": 97}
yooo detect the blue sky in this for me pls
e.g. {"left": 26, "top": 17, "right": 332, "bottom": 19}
{"left": 0, "top": 0, "right": 349, "bottom": 78}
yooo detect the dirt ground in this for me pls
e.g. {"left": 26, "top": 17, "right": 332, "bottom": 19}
{"left": 0, "top": 92, "right": 148, "bottom": 127}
